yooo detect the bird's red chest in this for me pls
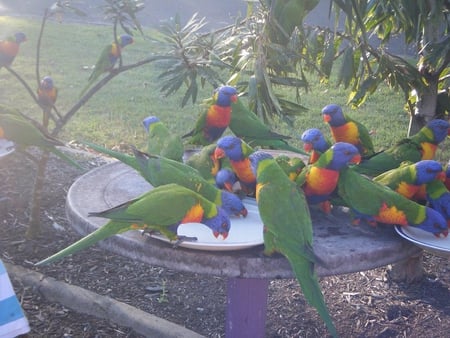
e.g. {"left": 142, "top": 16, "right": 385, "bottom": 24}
{"left": 181, "top": 203, "right": 204, "bottom": 224}
{"left": 374, "top": 203, "right": 408, "bottom": 226}
{"left": 304, "top": 167, "right": 340, "bottom": 195}
{"left": 330, "top": 123, "right": 359, "bottom": 144}
{"left": 206, "top": 105, "right": 231, "bottom": 128}
{"left": 0, "top": 41, "right": 19, "bottom": 57}
{"left": 38, "top": 88, "right": 57, "bottom": 105}
{"left": 420, "top": 142, "right": 437, "bottom": 160}
{"left": 395, "top": 181, "right": 419, "bottom": 199}
{"left": 231, "top": 159, "right": 255, "bottom": 183}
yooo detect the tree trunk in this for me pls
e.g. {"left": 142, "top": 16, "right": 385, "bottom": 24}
{"left": 407, "top": 77, "right": 438, "bottom": 137}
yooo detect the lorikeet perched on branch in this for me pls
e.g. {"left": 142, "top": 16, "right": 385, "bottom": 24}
{"left": 355, "top": 119, "right": 450, "bottom": 177}
{"left": 322, "top": 104, "right": 375, "bottom": 158}
{"left": 249, "top": 150, "right": 338, "bottom": 337}
{"left": 35, "top": 183, "right": 231, "bottom": 266}
{"left": 337, "top": 167, "right": 448, "bottom": 237}
{"left": 37, "top": 76, "right": 58, "bottom": 127}
{"left": 79, "top": 34, "right": 134, "bottom": 97}
{"left": 183, "top": 86, "right": 238, "bottom": 145}
{"left": 142, "top": 116, "right": 183, "bottom": 162}
{"left": 0, "top": 32, "right": 26, "bottom": 68}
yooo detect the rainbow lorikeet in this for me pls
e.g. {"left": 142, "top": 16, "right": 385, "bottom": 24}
{"left": 214, "top": 136, "right": 256, "bottom": 196}
{"left": 300, "top": 128, "right": 332, "bottom": 164}
{"left": 275, "top": 154, "right": 305, "bottom": 181}
{"left": 79, "top": 34, "right": 134, "bottom": 97}
{"left": 249, "top": 150, "right": 338, "bottom": 337}
{"left": 445, "top": 164, "right": 450, "bottom": 191}
{"left": 0, "top": 107, "right": 81, "bottom": 169}
{"left": 373, "top": 160, "right": 445, "bottom": 201}
{"left": 296, "top": 142, "right": 361, "bottom": 213}
{"left": 142, "top": 116, "right": 184, "bottom": 162}
{"left": 37, "top": 76, "right": 58, "bottom": 127}
{"left": 182, "top": 86, "right": 238, "bottom": 145}
{"left": 337, "top": 167, "right": 448, "bottom": 237}
{"left": 215, "top": 168, "right": 239, "bottom": 192}
{"left": 184, "top": 143, "right": 229, "bottom": 183}
{"left": 355, "top": 119, "right": 450, "bottom": 177}
{"left": 0, "top": 32, "right": 26, "bottom": 68}
{"left": 322, "top": 104, "right": 375, "bottom": 158}
{"left": 229, "top": 98, "right": 306, "bottom": 154}
{"left": 81, "top": 140, "right": 247, "bottom": 218}
{"left": 426, "top": 179, "right": 450, "bottom": 228}
{"left": 35, "top": 183, "right": 231, "bottom": 266}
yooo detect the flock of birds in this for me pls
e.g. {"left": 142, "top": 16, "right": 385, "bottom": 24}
{"left": 2, "top": 30, "right": 450, "bottom": 336}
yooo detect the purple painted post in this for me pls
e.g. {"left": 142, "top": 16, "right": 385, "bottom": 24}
{"left": 225, "top": 277, "right": 270, "bottom": 338}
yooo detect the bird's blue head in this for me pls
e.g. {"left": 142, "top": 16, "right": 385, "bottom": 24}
{"left": 40, "top": 76, "right": 54, "bottom": 90}
{"left": 119, "top": 34, "right": 134, "bottom": 47}
{"left": 214, "top": 86, "right": 238, "bottom": 107}
{"left": 14, "top": 32, "right": 27, "bottom": 44}
{"left": 426, "top": 119, "right": 450, "bottom": 144}
{"left": 215, "top": 168, "right": 238, "bottom": 192}
{"left": 417, "top": 207, "right": 448, "bottom": 238}
{"left": 301, "top": 128, "right": 329, "bottom": 153}
{"left": 142, "top": 116, "right": 160, "bottom": 133}
{"left": 249, "top": 151, "right": 274, "bottom": 176}
{"left": 328, "top": 142, "right": 361, "bottom": 170}
{"left": 215, "top": 136, "right": 244, "bottom": 161}
{"left": 220, "top": 190, "right": 247, "bottom": 217}
{"left": 322, "top": 104, "right": 345, "bottom": 126}
{"left": 415, "top": 160, "right": 444, "bottom": 185}
{"left": 204, "top": 206, "right": 231, "bottom": 239}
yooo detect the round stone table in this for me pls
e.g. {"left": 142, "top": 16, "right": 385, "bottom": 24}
{"left": 66, "top": 161, "right": 421, "bottom": 337}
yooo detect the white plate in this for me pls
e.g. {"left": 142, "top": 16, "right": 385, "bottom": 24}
{"left": 395, "top": 225, "right": 450, "bottom": 258}
{"left": 148, "top": 198, "right": 264, "bottom": 251}
{"left": 0, "top": 138, "right": 15, "bottom": 159}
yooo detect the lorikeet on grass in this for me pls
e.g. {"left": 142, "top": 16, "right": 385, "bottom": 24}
{"left": 81, "top": 141, "right": 247, "bottom": 218}
{"left": 296, "top": 142, "right": 361, "bottom": 213}
{"left": 322, "top": 104, "right": 375, "bottom": 157}
{"left": 373, "top": 160, "right": 445, "bottom": 201}
{"left": 79, "top": 34, "right": 134, "bottom": 97}
{"left": 0, "top": 32, "right": 26, "bottom": 68}
{"left": 355, "top": 119, "right": 450, "bottom": 177}
{"left": 229, "top": 98, "right": 306, "bottom": 154}
{"left": 0, "top": 108, "right": 81, "bottom": 168}
{"left": 426, "top": 179, "right": 450, "bottom": 228}
{"left": 182, "top": 86, "right": 238, "bottom": 145}
{"left": 37, "top": 76, "right": 58, "bottom": 127}
{"left": 337, "top": 167, "right": 448, "bottom": 237}
{"left": 249, "top": 150, "right": 338, "bottom": 337}
{"left": 35, "top": 183, "right": 231, "bottom": 266}
{"left": 214, "top": 136, "right": 256, "bottom": 195}
{"left": 142, "top": 116, "right": 184, "bottom": 162}
{"left": 300, "top": 128, "right": 331, "bottom": 164}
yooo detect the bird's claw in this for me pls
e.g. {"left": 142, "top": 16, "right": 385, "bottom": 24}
{"left": 172, "top": 235, "right": 198, "bottom": 247}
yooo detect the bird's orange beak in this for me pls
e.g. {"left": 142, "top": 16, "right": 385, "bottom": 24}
{"left": 231, "top": 94, "right": 238, "bottom": 103}
{"left": 323, "top": 114, "right": 331, "bottom": 123}
{"left": 214, "top": 231, "right": 229, "bottom": 240}
{"left": 239, "top": 207, "right": 248, "bottom": 218}
{"left": 303, "top": 143, "right": 313, "bottom": 152}
{"left": 436, "top": 171, "right": 446, "bottom": 181}
{"left": 214, "top": 147, "right": 225, "bottom": 160}
{"left": 351, "top": 153, "right": 362, "bottom": 165}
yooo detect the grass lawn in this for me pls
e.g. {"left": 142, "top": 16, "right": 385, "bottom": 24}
{"left": 1, "top": 16, "right": 448, "bottom": 162}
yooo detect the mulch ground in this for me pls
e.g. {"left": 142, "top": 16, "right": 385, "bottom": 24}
{"left": 1, "top": 148, "right": 449, "bottom": 337}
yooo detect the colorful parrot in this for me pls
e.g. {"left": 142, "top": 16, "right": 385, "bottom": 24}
{"left": 37, "top": 76, "right": 58, "bottom": 128}
{"left": 214, "top": 136, "right": 256, "bottom": 195}
{"left": 337, "top": 167, "right": 448, "bottom": 237}
{"left": 0, "top": 32, "right": 26, "bottom": 68}
{"left": 275, "top": 154, "right": 306, "bottom": 181}
{"left": 373, "top": 160, "right": 445, "bottom": 201}
{"left": 229, "top": 98, "right": 306, "bottom": 154}
{"left": 300, "top": 128, "right": 331, "bottom": 164}
{"left": 182, "top": 86, "right": 238, "bottom": 145}
{"left": 445, "top": 164, "right": 450, "bottom": 191}
{"left": 426, "top": 179, "right": 450, "bottom": 228}
{"left": 81, "top": 141, "right": 247, "bottom": 218}
{"left": 142, "top": 116, "right": 184, "bottom": 162}
{"left": 322, "top": 104, "right": 375, "bottom": 157}
{"left": 249, "top": 150, "right": 338, "bottom": 337}
{"left": 79, "top": 34, "right": 134, "bottom": 97}
{"left": 296, "top": 142, "right": 361, "bottom": 213}
{"left": 35, "top": 183, "right": 231, "bottom": 265}
{"left": 0, "top": 109, "right": 81, "bottom": 168}
{"left": 215, "top": 168, "right": 239, "bottom": 192}
{"left": 355, "top": 119, "right": 450, "bottom": 177}
{"left": 184, "top": 143, "right": 226, "bottom": 182}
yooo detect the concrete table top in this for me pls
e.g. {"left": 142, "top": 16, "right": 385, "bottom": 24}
{"left": 66, "top": 161, "right": 422, "bottom": 279}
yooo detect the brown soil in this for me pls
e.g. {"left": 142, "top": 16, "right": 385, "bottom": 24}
{"left": 1, "top": 149, "right": 449, "bottom": 337}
